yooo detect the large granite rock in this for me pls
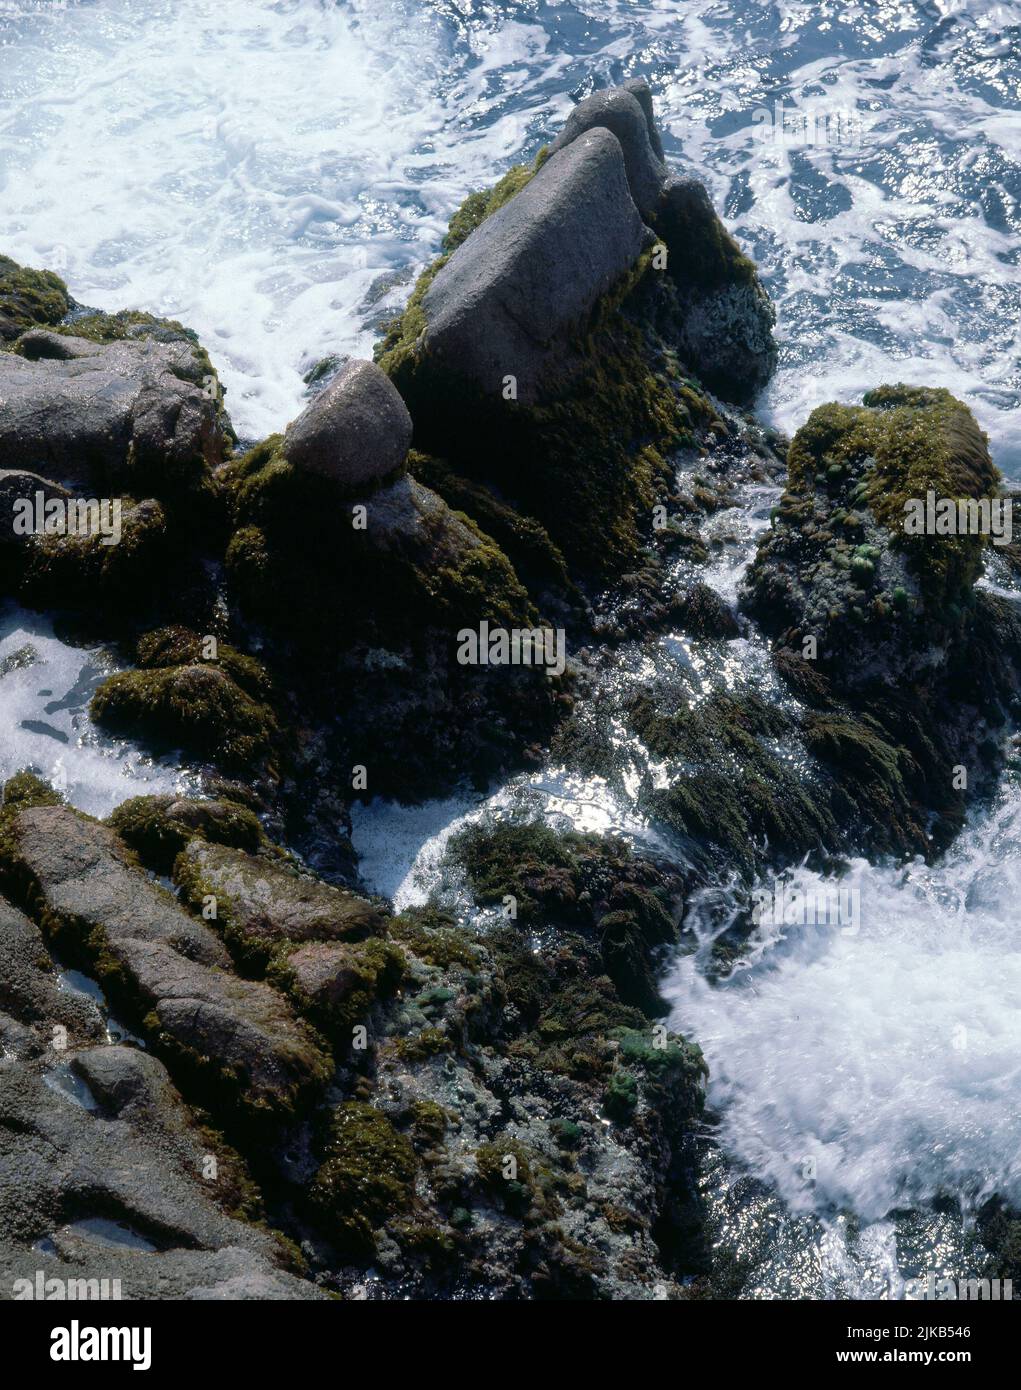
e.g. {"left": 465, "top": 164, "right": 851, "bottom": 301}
{"left": 0, "top": 329, "right": 222, "bottom": 499}
{"left": 550, "top": 85, "right": 667, "bottom": 219}
{"left": 547, "top": 86, "right": 776, "bottom": 402}
{"left": 419, "top": 126, "right": 650, "bottom": 402}
{"left": 624, "top": 78, "right": 666, "bottom": 159}
{"left": 283, "top": 358, "right": 412, "bottom": 491}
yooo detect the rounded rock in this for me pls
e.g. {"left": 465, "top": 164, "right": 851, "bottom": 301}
{"left": 283, "top": 358, "right": 413, "bottom": 491}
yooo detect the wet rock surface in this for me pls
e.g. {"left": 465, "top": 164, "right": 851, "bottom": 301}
{"left": 0, "top": 894, "right": 325, "bottom": 1300}
{"left": 0, "top": 329, "right": 224, "bottom": 502}
{"left": 282, "top": 358, "right": 412, "bottom": 491}
{"left": 420, "top": 127, "right": 650, "bottom": 403}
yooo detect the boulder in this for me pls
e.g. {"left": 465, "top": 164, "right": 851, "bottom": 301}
{"left": 539, "top": 84, "right": 776, "bottom": 403}
{"left": 0, "top": 329, "right": 222, "bottom": 499}
{"left": 1, "top": 807, "right": 330, "bottom": 1120}
{"left": 0, "top": 888, "right": 325, "bottom": 1299}
{"left": 624, "top": 78, "right": 666, "bottom": 159}
{"left": 174, "top": 840, "right": 386, "bottom": 958}
{"left": 657, "top": 175, "right": 777, "bottom": 403}
{"left": 550, "top": 86, "right": 667, "bottom": 219}
{"left": 282, "top": 357, "right": 412, "bottom": 491}
{"left": 419, "top": 127, "right": 650, "bottom": 403}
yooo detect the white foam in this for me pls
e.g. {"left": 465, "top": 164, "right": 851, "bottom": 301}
{"left": 0, "top": 603, "right": 200, "bottom": 818}
{"left": 0, "top": 0, "right": 565, "bottom": 440}
{"left": 665, "top": 793, "right": 1021, "bottom": 1222}
{"left": 2, "top": 0, "right": 1017, "bottom": 466}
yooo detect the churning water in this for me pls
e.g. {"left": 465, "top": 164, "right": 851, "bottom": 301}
{"left": 2, "top": 0, "right": 1020, "bottom": 1296}
{"left": 1, "top": 0, "right": 1019, "bottom": 459}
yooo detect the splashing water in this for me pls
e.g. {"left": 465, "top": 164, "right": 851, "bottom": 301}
{"left": 1, "top": 0, "right": 1018, "bottom": 463}
{"left": 0, "top": 603, "right": 201, "bottom": 817}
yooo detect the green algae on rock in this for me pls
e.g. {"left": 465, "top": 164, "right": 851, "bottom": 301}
{"left": 0, "top": 254, "right": 69, "bottom": 342}
{"left": 107, "top": 794, "right": 268, "bottom": 874}
{"left": 308, "top": 1102, "right": 419, "bottom": 1254}
{"left": 742, "top": 385, "right": 1021, "bottom": 859}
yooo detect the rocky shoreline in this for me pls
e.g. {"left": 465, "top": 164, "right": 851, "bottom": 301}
{"left": 1, "top": 84, "right": 1018, "bottom": 1299}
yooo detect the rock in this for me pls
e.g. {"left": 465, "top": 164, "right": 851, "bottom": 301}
{"left": 2, "top": 806, "right": 227, "bottom": 967}
{"left": 739, "top": 385, "right": 1021, "bottom": 859}
{"left": 671, "top": 582, "right": 741, "bottom": 639}
{"left": 282, "top": 358, "right": 412, "bottom": 492}
{"left": 90, "top": 662, "right": 279, "bottom": 773}
{"left": 418, "top": 127, "right": 650, "bottom": 402}
{"left": 0, "top": 807, "right": 330, "bottom": 1121}
{"left": 0, "top": 898, "right": 105, "bottom": 1055}
{"left": 550, "top": 86, "right": 667, "bottom": 219}
{"left": 273, "top": 938, "right": 405, "bottom": 1035}
{"left": 0, "top": 1242, "right": 326, "bottom": 1301}
{"left": 543, "top": 85, "right": 774, "bottom": 402}
{"left": 0, "top": 255, "right": 68, "bottom": 342}
{"left": 624, "top": 78, "right": 666, "bottom": 159}
{"left": 0, "top": 888, "right": 324, "bottom": 1300}
{"left": 227, "top": 456, "right": 537, "bottom": 647}
{"left": 0, "top": 329, "right": 223, "bottom": 501}
{"left": 174, "top": 840, "right": 386, "bottom": 960}
{"left": 742, "top": 386, "right": 1001, "bottom": 687}
{"left": 107, "top": 794, "right": 267, "bottom": 874}
{"left": 16, "top": 496, "right": 171, "bottom": 614}
{"left": 107, "top": 936, "right": 331, "bottom": 1120}
{"left": 0, "top": 469, "right": 70, "bottom": 545}
{"left": 657, "top": 175, "right": 777, "bottom": 403}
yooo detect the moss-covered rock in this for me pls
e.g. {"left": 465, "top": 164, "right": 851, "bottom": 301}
{"left": 107, "top": 794, "right": 267, "bottom": 874}
{"left": 1, "top": 770, "right": 65, "bottom": 812}
{"left": 740, "top": 386, "right": 1021, "bottom": 859}
{"left": 173, "top": 839, "right": 385, "bottom": 968}
{"left": 16, "top": 497, "right": 171, "bottom": 614}
{"left": 91, "top": 662, "right": 279, "bottom": 773}
{"left": 441, "top": 152, "right": 549, "bottom": 254}
{"left": 308, "top": 1102, "right": 419, "bottom": 1253}
{"left": 223, "top": 436, "right": 537, "bottom": 647}
{"left": 451, "top": 819, "right": 681, "bottom": 1019}
{"left": 379, "top": 250, "right": 698, "bottom": 576}
{"left": 0, "top": 254, "right": 69, "bottom": 342}
{"left": 745, "top": 387, "right": 1000, "bottom": 669}
{"left": 268, "top": 937, "right": 405, "bottom": 1038}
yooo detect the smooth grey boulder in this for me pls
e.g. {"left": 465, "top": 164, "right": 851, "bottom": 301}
{"left": 0, "top": 330, "right": 221, "bottom": 497}
{"left": 420, "top": 127, "right": 650, "bottom": 402}
{"left": 283, "top": 358, "right": 412, "bottom": 491}
{"left": 624, "top": 78, "right": 666, "bottom": 159}
{"left": 550, "top": 86, "right": 667, "bottom": 219}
